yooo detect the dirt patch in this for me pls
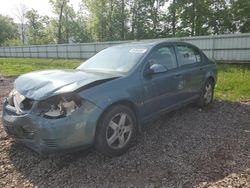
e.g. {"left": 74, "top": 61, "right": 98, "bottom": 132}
{"left": 0, "top": 77, "right": 249, "bottom": 188}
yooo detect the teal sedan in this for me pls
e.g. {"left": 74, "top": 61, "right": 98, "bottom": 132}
{"left": 2, "top": 41, "right": 217, "bottom": 156}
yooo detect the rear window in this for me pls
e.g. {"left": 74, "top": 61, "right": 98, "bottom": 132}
{"left": 176, "top": 45, "right": 201, "bottom": 66}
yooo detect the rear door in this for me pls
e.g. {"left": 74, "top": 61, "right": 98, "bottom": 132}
{"left": 174, "top": 44, "right": 205, "bottom": 100}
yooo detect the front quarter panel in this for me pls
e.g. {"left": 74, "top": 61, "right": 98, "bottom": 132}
{"left": 78, "top": 73, "right": 144, "bottom": 118}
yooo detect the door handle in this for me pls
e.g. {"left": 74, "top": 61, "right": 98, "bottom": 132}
{"left": 174, "top": 74, "right": 182, "bottom": 78}
{"left": 199, "top": 67, "right": 204, "bottom": 71}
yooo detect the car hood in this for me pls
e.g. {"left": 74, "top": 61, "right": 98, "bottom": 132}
{"left": 15, "top": 69, "right": 119, "bottom": 100}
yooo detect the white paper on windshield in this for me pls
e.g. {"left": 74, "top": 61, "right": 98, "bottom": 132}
{"left": 129, "top": 48, "right": 147, "bottom": 53}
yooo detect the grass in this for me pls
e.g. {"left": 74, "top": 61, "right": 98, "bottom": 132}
{"left": 0, "top": 58, "right": 249, "bottom": 101}
{"left": 215, "top": 63, "right": 250, "bottom": 101}
{"left": 0, "top": 58, "right": 82, "bottom": 76}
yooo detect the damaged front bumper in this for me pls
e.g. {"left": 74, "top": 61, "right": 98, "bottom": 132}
{"left": 1, "top": 98, "right": 103, "bottom": 154}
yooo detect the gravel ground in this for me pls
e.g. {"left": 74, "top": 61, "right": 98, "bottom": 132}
{"left": 0, "top": 77, "right": 249, "bottom": 188}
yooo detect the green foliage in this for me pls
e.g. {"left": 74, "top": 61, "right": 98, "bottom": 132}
{"left": 208, "top": 0, "right": 236, "bottom": 34}
{"left": 3, "top": 38, "right": 23, "bottom": 46}
{"left": 0, "top": 58, "right": 81, "bottom": 76}
{"left": 49, "top": 0, "right": 80, "bottom": 44}
{"left": 26, "top": 9, "right": 55, "bottom": 45}
{"left": 169, "top": 0, "right": 229, "bottom": 36}
{"left": 83, "top": 0, "right": 250, "bottom": 41}
{"left": 231, "top": 0, "right": 250, "bottom": 33}
{"left": 0, "top": 15, "right": 19, "bottom": 45}
{"left": 85, "top": 0, "right": 128, "bottom": 41}
{"left": 128, "top": 0, "right": 163, "bottom": 39}
{"left": 71, "top": 6, "right": 91, "bottom": 43}
{"left": 2, "top": 0, "right": 250, "bottom": 45}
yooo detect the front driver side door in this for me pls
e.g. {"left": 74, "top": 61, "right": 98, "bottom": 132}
{"left": 142, "top": 45, "right": 186, "bottom": 115}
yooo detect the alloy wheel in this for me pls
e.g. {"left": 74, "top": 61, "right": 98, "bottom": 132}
{"left": 106, "top": 113, "right": 133, "bottom": 149}
{"left": 203, "top": 83, "right": 213, "bottom": 104}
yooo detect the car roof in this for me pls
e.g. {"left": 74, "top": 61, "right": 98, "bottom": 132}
{"left": 112, "top": 39, "right": 191, "bottom": 48}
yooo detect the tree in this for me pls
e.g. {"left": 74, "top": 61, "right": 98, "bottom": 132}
{"left": 231, "top": 0, "right": 250, "bottom": 33}
{"left": 121, "top": 0, "right": 126, "bottom": 40}
{"left": 71, "top": 5, "right": 91, "bottom": 42}
{"left": 3, "top": 0, "right": 250, "bottom": 46}
{"left": 50, "top": 0, "right": 77, "bottom": 43}
{"left": 147, "top": 0, "right": 166, "bottom": 38}
{"left": 208, "top": 0, "right": 236, "bottom": 34}
{"left": 0, "top": 15, "right": 19, "bottom": 45}
{"left": 85, "top": 0, "right": 109, "bottom": 41}
{"left": 85, "top": 0, "right": 129, "bottom": 41}
{"left": 50, "top": 0, "right": 68, "bottom": 43}
{"left": 26, "top": 9, "right": 43, "bottom": 44}
{"left": 26, "top": 9, "right": 55, "bottom": 44}
{"left": 167, "top": 0, "right": 178, "bottom": 37}
{"left": 40, "top": 16, "right": 56, "bottom": 44}
{"left": 128, "top": 0, "right": 157, "bottom": 39}
{"left": 109, "top": 0, "right": 129, "bottom": 40}
{"left": 14, "top": 4, "right": 28, "bottom": 44}
{"left": 174, "top": 0, "right": 211, "bottom": 36}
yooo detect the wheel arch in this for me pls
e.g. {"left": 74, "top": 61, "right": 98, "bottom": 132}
{"left": 95, "top": 99, "right": 140, "bottom": 140}
{"left": 205, "top": 69, "right": 217, "bottom": 86}
{"left": 207, "top": 76, "right": 215, "bottom": 87}
{"left": 98, "top": 99, "right": 138, "bottom": 122}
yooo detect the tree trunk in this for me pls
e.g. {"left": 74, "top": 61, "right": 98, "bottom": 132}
{"left": 151, "top": 0, "right": 158, "bottom": 38}
{"left": 21, "top": 24, "right": 25, "bottom": 44}
{"left": 57, "top": 0, "right": 66, "bottom": 44}
{"left": 131, "top": 1, "right": 137, "bottom": 40}
{"left": 191, "top": 0, "right": 196, "bottom": 36}
{"left": 172, "top": 0, "right": 176, "bottom": 37}
{"left": 121, "top": 0, "right": 125, "bottom": 40}
{"left": 65, "top": 13, "right": 69, "bottom": 43}
{"left": 109, "top": 0, "right": 114, "bottom": 40}
{"left": 100, "top": 1, "right": 106, "bottom": 41}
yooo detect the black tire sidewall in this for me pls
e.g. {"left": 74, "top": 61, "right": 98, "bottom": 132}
{"left": 95, "top": 105, "right": 137, "bottom": 157}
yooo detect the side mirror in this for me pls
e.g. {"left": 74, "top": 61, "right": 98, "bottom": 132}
{"left": 144, "top": 64, "right": 167, "bottom": 76}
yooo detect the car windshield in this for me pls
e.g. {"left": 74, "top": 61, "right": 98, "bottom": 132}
{"left": 77, "top": 45, "right": 148, "bottom": 73}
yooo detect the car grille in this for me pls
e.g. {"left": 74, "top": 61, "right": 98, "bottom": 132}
{"left": 43, "top": 139, "right": 58, "bottom": 148}
{"left": 4, "top": 126, "right": 19, "bottom": 137}
{"left": 4, "top": 124, "right": 34, "bottom": 139}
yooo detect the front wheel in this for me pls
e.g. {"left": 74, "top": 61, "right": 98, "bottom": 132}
{"left": 197, "top": 79, "right": 215, "bottom": 107}
{"left": 95, "top": 105, "right": 137, "bottom": 157}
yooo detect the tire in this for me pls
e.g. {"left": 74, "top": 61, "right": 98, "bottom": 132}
{"left": 197, "top": 79, "right": 215, "bottom": 107}
{"left": 94, "top": 105, "right": 137, "bottom": 157}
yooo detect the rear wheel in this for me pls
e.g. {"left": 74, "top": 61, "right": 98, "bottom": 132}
{"left": 197, "top": 79, "right": 215, "bottom": 107}
{"left": 95, "top": 105, "right": 137, "bottom": 157}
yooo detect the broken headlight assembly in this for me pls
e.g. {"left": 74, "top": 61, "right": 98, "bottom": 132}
{"left": 7, "top": 89, "right": 34, "bottom": 114}
{"left": 37, "top": 93, "right": 83, "bottom": 119}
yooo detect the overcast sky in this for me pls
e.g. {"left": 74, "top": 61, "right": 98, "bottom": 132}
{"left": 0, "top": 0, "right": 82, "bottom": 23}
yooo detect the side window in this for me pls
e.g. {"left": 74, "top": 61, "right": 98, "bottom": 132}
{"left": 176, "top": 45, "right": 201, "bottom": 66}
{"left": 148, "top": 46, "right": 177, "bottom": 70}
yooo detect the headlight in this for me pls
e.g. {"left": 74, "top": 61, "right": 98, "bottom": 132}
{"left": 7, "top": 89, "right": 34, "bottom": 113}
{"left": 37, "top": 93, "right": 82, "bottom": 119}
